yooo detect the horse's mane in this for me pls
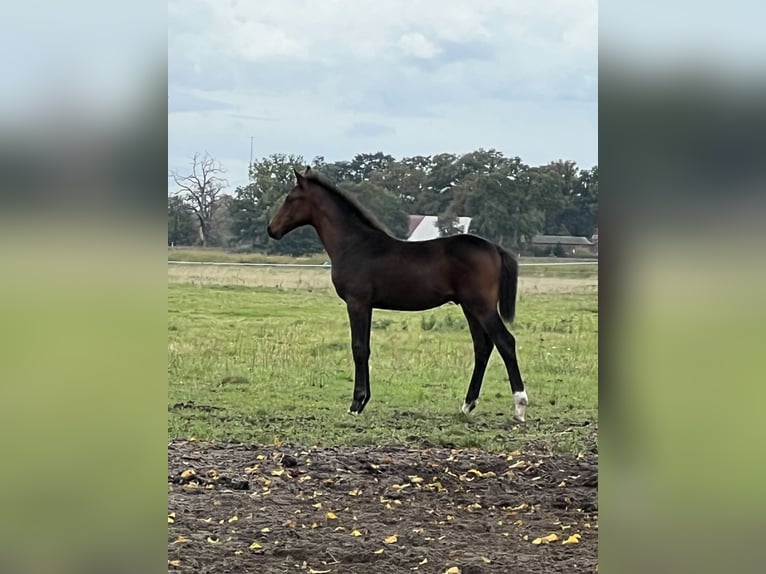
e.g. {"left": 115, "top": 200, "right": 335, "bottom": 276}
{"left": 303, "top": 169, "right": 393, "bottom": 236}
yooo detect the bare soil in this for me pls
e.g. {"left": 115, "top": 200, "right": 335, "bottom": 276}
{"left": 168, "top": 438, "right": 598, "bottom": 573}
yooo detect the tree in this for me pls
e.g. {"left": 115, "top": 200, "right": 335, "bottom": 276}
{"left": 169, "top": 152, "right": 228, "bottom": 246}
{"left": 341, "top": 181, "right": 410, "bottom": 239}
{"left": 167, "top": 195, "right": 198, "bottom": 246}
{"left": 230, "top": 153, "right": 324, "bottom": 255}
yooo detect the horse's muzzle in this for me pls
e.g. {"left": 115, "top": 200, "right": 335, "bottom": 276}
{"left": 267, "top": 225, "right": 279, "bottom": 239}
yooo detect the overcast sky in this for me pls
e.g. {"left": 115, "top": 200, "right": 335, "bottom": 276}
{"left": 168, "top": 0, "right": 598, "bottom": 190}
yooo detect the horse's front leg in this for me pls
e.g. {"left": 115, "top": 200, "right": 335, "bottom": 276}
{"left": 346, "top": 301, "right": 372, "bottom": 415}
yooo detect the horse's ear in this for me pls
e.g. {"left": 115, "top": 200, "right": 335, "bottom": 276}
{"left": 293, "top": 167, "right": 304, "bottom": 185}
{"left": 304, "top": 165, "right": 311, "bottom": 174}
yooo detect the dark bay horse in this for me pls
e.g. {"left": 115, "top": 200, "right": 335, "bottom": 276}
{"left": 267, "top": 168, "right": 528, "bottom": 422}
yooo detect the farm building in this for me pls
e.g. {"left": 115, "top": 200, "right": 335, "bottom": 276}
{"left": 531, "top": 234, "right": 597, "bottom": 256}
{"left": 407, "top": 215, "right": 472, "bottom": 241}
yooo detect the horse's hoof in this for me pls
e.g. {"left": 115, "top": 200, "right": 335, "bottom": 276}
{"left": 513, "top": 415, "right": 526, "bottom": 424}
{"left": 348, "top": 409, "right": 360, "bottom": 416}
{"left": 461, "top": 400, "right": 476, "bottom": 415}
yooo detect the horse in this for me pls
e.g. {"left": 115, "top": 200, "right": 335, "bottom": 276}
{"left": 267, "top": 167, "right": 529, "bottom": 422}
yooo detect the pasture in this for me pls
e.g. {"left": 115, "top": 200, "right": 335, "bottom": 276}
{"left": 168, "top": 261, "right": 598, "bottom": 573}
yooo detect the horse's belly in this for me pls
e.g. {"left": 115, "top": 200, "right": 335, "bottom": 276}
{"left": 373, "top": 287, "right": 452, "bottom": 311}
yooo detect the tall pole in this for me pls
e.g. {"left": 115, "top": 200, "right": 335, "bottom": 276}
{"left": 249, "top": 136, "right": 254, "bottom": 167}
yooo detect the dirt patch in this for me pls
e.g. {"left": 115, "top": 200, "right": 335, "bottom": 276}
{"left": 168, "top": 440, "right": 598, "bottom": 573}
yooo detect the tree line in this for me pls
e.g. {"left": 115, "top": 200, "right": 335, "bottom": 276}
{"left": 168, "top": 149, "right": 598, "bottom": 256}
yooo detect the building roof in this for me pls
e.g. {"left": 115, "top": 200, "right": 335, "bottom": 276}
{"left": 532, "top": 234, "right": 594, "bottom": 246}
{"left": 407, "top": 215, "right": 472, "bottom": 241}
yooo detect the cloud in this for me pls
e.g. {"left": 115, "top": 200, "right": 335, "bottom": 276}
{"left": 168, "top": 0, "right": 598, "bottom": 188}
{"left": 399, "top": 33, "right": 441, "bottom": 59}
{"left": 345, "top": 122, "right": 396, "bottom": 138}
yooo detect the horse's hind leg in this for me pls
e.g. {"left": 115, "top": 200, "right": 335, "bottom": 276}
{"left": 460, "top": 307, "right": 494, "bottom": 414}
{"left": 476, "top": 310, "right": 528, "bottom": 422}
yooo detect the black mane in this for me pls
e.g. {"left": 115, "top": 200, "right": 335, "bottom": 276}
{"left": 304, "top": 170, "right": 393, "bottom": 236}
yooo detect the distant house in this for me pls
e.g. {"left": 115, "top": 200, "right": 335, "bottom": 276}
{"left": 407, "top": 215, "right": 472, "bottom": 241}
{"left": 531, "top": 234, "right": 596, "bottom": 256}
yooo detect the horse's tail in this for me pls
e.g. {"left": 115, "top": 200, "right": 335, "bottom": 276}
{"left": 497, "top": 246, "right": 519, "bottom": 323}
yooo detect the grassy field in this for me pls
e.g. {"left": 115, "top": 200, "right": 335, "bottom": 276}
{"left": 168, "top": 266, "right": 598, "bottom": 453}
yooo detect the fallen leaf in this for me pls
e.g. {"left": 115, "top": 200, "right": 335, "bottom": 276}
{"left": 445, "top": 567, "right": 461, "bottom": 574}
{"left": 256, "top": 454, "right": 266, "bottom": 460}
{"left": 234, "top": 550, "right": 243, "bottom": 555}
{"left": 351, "top": 529, "right": 362, "bottom": 537}
{"left": 274, "top": 437, "right": 282, "bottom": 447}
{"left": 409, "top": 475, "right": 424, "bottom": 484}
{"left": 532, "top": 533, "right": 559, "bottom": 545}
{"left": 271, "top": 469, "right": 285, "bottom": 477}
{"left": 180, "top": 469, "right": 196, "bottom": 479}
{"left": 285, "top": 519, "right": 297, "bottom": 528}
{"left": 384, "top": 534, "right": 398, "bottom": 544}
{"left": 326, "top": 512, "right": 338, "bottom": 520}
{"left": 172, "top": 535, "right": 190, "bottom": 544}
{"left": 308, "top": 569, "right": 331, "bottom": 574}
{"left": 206, "top": 537, "right": 220, "bottom": 544}
{"left": 261, "top": 527, "right": 271, "bottom": 533}
{"left": 419, "top": 558, "right": 428, "bottom": 565}
{"left": 348, "top": 488, "right": 362, "bottom": 496}
{"left": 228, "top": 515, "right": 238, "bottom": 523}
{"left": 168, "top": 559, "right": 181, "bottom": 567}
{"left": 312, "top": 502, "right": 323, "bottom": 510}
{"left": 481, "top": 557, "right": 491, "bottom": 564}
{"left": 167, "top": 513, "right": 175, "bottom": 524}
{"left": 562, "top": 533, "right": 581, "bottom": 545}
{"left": 374, "top": 548, "right": 385, "bottom": 554}
{"left": 249, "top": 542, "right": 263, "bottom": 550}
{"left": 558, "top": 481, "right": 566, "bottom": 488}
{"left": 311, "top": 522, "right": 318, "bottom": 529}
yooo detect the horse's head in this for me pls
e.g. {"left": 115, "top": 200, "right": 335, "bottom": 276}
{"left": 267, "top": 167, "right": 315, "bottom": 239}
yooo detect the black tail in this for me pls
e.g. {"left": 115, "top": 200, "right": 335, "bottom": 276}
{"left": 497, "top": 246, "right": 519, "bottom": 323}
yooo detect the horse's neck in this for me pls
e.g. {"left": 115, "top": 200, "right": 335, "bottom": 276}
{"left": 311, "top": 198, "right": 383, "bottom": 262}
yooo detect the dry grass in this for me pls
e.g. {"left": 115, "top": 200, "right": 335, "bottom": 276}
{"left": 167, "top": 263, "right": 597, "bottom": 294}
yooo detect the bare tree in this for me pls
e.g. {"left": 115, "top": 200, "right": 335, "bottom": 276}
{"left": 169, "top": 152, "right": 228, "bottom": 246}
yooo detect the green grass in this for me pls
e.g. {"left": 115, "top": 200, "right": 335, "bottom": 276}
{"left": 168, "top": 283, "right": 598, "bottom": 453}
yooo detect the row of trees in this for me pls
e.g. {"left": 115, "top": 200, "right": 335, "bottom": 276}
{"left": 168, "top": 150, "right": 598, "bottom": 256}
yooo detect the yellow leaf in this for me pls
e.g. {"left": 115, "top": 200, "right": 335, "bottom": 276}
{"left": 274, "top": 437, "right": 282, "bottom": 447}
{"left": 168, "top": 559, "right": 181, "bottom": 567}
{"left": 180, "top": 469, "right": 196, "bottom": 479}
{"left": 419, "top": 558, "right": 428, "bottom": 565}
{"left": 167, "top": 514, "right": 175, "bottom": 524}
{"left": 310, "top": 522, "right": 318, "bottom": 529}
{"left": 308, "top": 569, "right": 331, "bottom": 574}
{"left": 207, "top": 469, "right": 220, "bottom": 479}
{"left": 256, "top": 454, "right": 265, "bottom": 460}
{"left": 445, "top": 567, "right": 461, "bottom": 574}
{"left": 348, "top": 488, "right": 362, "bottom": 496}
{"left": 271, "top": 469, "right": 285, "bottom": 477}
{"left": 562, "top": 533, "right": 581, "bottom": 545}
{"left": 351, "top": 529, "right": 363, "bottom": 537}
{"left": 312, "top": 502, "right": 323, "bottom": 509}
{"left": 558, "top": 481, "right": 566, "bottom": 488}
{"left": 326, "top": 512, "right": 338, "bottom": 520}
{"left": 334, "top": 526, "right": 346, "bottom": 532}
{"left": 206, "top": 537, "right": 220, "bottom": 544}
{"left": 532, "top": 533, "right": 559, "bottom": 545}
{"left": 384, "top": 534, "right": 398, "bottom": 544}
{"left": 172, "top": 535, "right": 190, "bottom": 544}
{"left": 228, "top": 515, "right": 238, "bottom": 523}
{"left": 234, "top": 550, "right": 243, "bottom": 555}
{"left": 480, "top": 557, "right": 491, "bottom": 564}
{"left": 261, "top": 527, "right": 271, "bottom": 533}
{"left": 249, "top": 542, "right": 262, "bottom": 550}
{"left": 409, "top": 475, "right": 424, "bottom": 484}
{"left": 374, "top": 548, "right": 385, "bottom": 554}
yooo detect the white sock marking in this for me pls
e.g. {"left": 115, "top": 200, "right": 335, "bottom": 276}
{"left": 513, "top": 390, "right": 528, "bottom": 422}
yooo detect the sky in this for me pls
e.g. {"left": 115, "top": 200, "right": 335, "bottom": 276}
{"left": 168, "top": 0, "right": 598, "bottom": 191}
